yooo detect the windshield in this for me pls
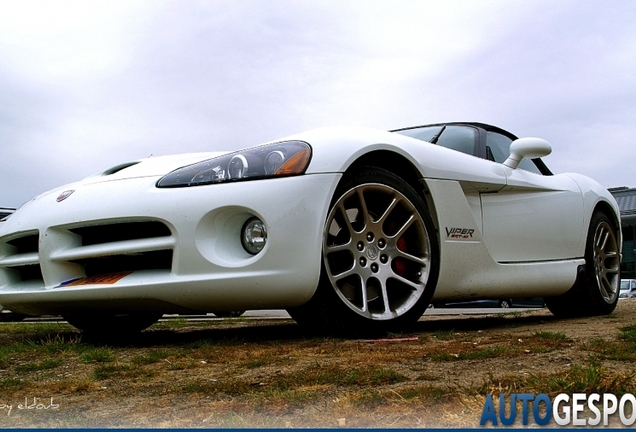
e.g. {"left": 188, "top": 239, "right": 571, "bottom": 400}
{"left": 395, "top": 126, "right": 443, "bottom": 143}
{"left": 621, "top": 280, "right": 630, "bottom": 290}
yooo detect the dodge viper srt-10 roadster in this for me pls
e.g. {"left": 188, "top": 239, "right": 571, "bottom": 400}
{"left": 0, "top": 122, "right": 622, "bottom": 335}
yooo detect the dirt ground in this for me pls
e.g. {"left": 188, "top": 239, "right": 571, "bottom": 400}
{"left": 1, "top": 301, "right": 635, "bottom": 428}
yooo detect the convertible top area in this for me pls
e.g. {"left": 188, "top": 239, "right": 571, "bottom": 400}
{"left": 391, "top": 122, "right": 553, "bottom": 176}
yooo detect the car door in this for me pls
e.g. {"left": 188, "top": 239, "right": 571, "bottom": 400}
{"left": 395, "top": 124, "right": 585, "bottom": 262}
{"left": 479, "top": 131, "right": 585, "bottom": 262}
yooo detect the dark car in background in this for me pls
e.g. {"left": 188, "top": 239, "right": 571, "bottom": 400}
{"left": 0, "top": 208, "right": 15, "bottom": 222}
{"left": 434, "top": 297, "right": 545, "bottom": 309}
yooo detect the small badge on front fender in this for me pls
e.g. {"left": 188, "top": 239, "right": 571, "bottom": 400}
{"left": 56, "top": 190, "right": 75, "bottom": 202}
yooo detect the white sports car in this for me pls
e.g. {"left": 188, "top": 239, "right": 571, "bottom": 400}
{"left": 0, "top": 123, "right": 621, "bottom": 335}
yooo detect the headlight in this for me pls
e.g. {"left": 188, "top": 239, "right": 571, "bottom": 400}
{"left": 157, "top": 140, "right": 311, "bottom": 188}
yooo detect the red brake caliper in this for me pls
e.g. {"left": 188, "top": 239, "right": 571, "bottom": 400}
{"left": 394, "top": 235, "right": 407, "bottom": 276}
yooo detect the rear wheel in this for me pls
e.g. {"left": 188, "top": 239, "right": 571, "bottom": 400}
{"left": 288, "top": 167, "right": 439, "bottom": 335}
{"left": 64, "top": 312, "right": 162, "bottom": 335}
{"left": 546, "top": 211, "right": 620, "bottom": 317}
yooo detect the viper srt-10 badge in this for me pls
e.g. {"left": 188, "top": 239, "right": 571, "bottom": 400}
{"left": 445, "top": 227, "right": 475, "bottom": 239}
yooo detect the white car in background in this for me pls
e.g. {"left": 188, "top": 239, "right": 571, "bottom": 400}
{"left": 619, "top": 279, "right": 636, "bottom": 299}
{"left": 0, "top": 123, "right": 622, "bottom": 336}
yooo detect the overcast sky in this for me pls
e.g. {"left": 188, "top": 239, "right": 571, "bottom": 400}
{"left": 1, "top": 0, "right": 635, "bottom": 207}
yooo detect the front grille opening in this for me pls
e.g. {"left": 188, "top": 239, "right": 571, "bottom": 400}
{"left": 12, "top": 265, "right": 44, "bottom": 283}
{"left": 74, "top": 250, "right": 173, "bottom": 277}
{"left": 70, "top": 221, "right": 172, "bottom": 246}
{"left": 7, "top": 234, "right": 39, "bottom": 254}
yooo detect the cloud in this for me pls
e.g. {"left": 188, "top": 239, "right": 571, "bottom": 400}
{"left": 1, "top": 0, "right": 635, "bottom": 207}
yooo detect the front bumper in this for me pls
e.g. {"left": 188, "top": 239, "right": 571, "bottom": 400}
{"left": 0, "top": 173, "right": 340, "bottom": 315}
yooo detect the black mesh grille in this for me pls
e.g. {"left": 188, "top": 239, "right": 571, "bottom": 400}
{"left": 15, "top": 264, "right": 43, "bottom": 282}
{"left": 70, "top": 221, "right": 172, "bottom": 246}
{"left": 73, "top": 250, "right": 173, "bottom": 277}
{"left": 7, "top": 234, "right": 39, "bottom": 254}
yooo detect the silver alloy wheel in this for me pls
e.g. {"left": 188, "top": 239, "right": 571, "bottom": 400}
{"left": 592, "top": 220, "right": 620, "bottom": 303}
{"left": 323, "top": 183, "right": 432, "bottom": 320}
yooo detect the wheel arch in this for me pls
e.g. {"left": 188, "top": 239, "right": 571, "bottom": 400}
{"left": 343, "top": 150, "right": 440, "bottom": 233}
{"left": 346, "top": 150, "right": 422, "bottom": 190}
{"left": 592, "top": 200, "right": 622, "bottom": 249}
{"left": 565, "top": 172, "right": 622, "bottom": 251}
{"left": 593, "top": 200, "right": 620, "bottom": 230}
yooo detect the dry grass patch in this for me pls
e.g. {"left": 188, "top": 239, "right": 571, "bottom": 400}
{"left": 476, "top": 361, "right": 636, "bottom": 397}
{"left": 0, "top": 302, "right": 635, "bottom": 427}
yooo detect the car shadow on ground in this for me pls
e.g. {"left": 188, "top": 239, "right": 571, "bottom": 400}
{"left": 66, "top": 310, "right": 567, "bottom": 347}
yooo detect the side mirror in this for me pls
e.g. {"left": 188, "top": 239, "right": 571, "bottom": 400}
{"left": 503, "top": 137, "right": 552, "bottom": 169}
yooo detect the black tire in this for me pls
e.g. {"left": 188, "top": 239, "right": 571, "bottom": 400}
{"left": 288, "top": 167, "right": 439, "bottom": 336}
{"left": 211, "top": 311, "right": 245, "bottom": 318}
{"left": 546, "top": 211, "right": 620, "bottom": 317}
{"left": 63, "top": 312, "right": 162, "bottom": 335}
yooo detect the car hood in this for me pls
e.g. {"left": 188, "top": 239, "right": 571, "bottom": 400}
{"left": 9, "top": 152, "right": 229, "bottom": 214}
{"left": 84, "top": 151, "right": 229, "bottom": 183}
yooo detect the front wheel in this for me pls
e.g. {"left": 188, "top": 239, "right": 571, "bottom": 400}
{"left": 546, "top": 211, "right": 620, "bottom": 317}
{"left": 288, "top": 167, "right": 439, "bottom": 335}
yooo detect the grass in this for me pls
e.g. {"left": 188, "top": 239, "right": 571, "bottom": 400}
{"left": 131, "top": 349, "right": 171, "bottom": 365}
{"left": 619, "top": 324, "right": 636, "bottom": 342}
{"left": 430, "top": 345, "right": 514, "bottom": 361}
{"left": 533, "top": 330, "right": 569, "bottom": 342}
{"left": 426, "top": 331, "right": 570, "bottom": 362}
{"left": 181, "top": 364, "right": 407, "bottom": 397}
{"left": 433, "top": 329, "right": 457, "bottom": 340}
{"left": 586, "top": 325, "right": 636, "bottom": 360}
{"left": 80, "top": 347, "right": 115, "bottom": 363}
{"left": 93, "top": 364, "right": 132, "bottom": 380}
{"left": 394, "top": 385, "right": 455, "bottom": 401}
{"left": 478, "top": 362, "right": 635, "bottom": 396}
{"left": 0, "top": 303, "right": 633, "bottom": 428}
{"left": 29, "top": 332, "right": 84, "bottom": 354}
{"left": 0, "top": 377, "right": 25, "bottom": 391}
{"left": 15, "top": 358, "right": 63, "bottom": 373}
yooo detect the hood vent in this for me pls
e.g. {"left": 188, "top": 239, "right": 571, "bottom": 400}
{"left": 102, "top": 161, "right": 141, "bottom": 176}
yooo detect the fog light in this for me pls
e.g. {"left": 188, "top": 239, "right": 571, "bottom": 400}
{"left": 242, "top": 217, "right": 267, "bottom": 254}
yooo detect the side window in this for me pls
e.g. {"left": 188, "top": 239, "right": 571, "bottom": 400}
{"left": 435, "top": 126, "right": 477, "bottom": 156}
{"left": 486, "top": 131, "right": 541, "bottom": 174}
